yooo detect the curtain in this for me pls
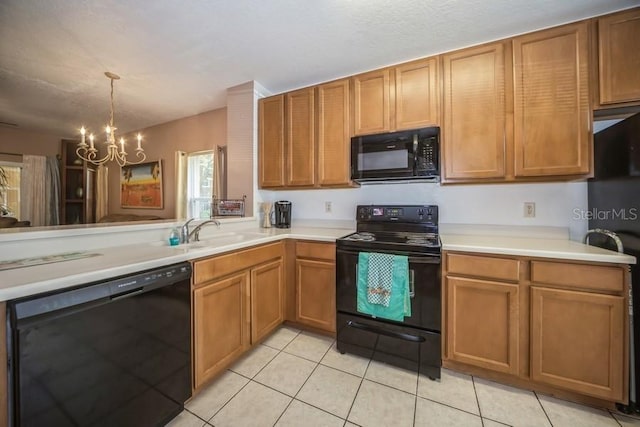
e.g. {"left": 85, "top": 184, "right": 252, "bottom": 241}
{"left": 215, "top": 145, "right": 227, "bottom": 200}
{"left": 20, "top": 155, "right": 47, "bottom": 227}
{"left": 95, "top": 165, "right": 109, "bottom": 222}
{"left": 45, "top": 156, "right": 61, "bottom": 225}
{"left": 175, "top": 151, "right": 188, "bottom": 220}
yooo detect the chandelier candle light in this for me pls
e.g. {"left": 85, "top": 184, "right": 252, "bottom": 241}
{"left": 77, "top": 72, "right": 146, "bottom": 166}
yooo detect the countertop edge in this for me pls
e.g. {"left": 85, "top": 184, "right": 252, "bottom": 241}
{"left": 0, "top": 230, "right": 348, "bottom": 302}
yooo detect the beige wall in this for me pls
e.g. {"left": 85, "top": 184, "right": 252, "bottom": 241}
{"left": 0, "top": 127, "right": 61, "bottom": 157}
{"left": 107, "top": 108, "right": 227, "bottom": 220}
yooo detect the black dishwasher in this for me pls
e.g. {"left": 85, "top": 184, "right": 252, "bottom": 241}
{"left": 6, "top": 262, "right": 192, "bottom": 427}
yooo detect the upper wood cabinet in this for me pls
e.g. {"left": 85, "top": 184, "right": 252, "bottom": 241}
{"left": 317, "top": 79, "right": 351, "bottom": 186}
{"left": 442, "top": 43, "right": 507, "bottom": 180}
{"left": 258, "top": 95, "right": 285, "bottom": 188}
{"left": 353, "top": 57, "right": 440, "bottom": 136}
{"left": 513, "top": 22, "right": 591, "bottom": 177}
{"left": 286, "top": 88, "right": 315, "bottom": 187}
{"left": 353, "top": 69, "right": 391, "bottom": 135}
{"left": 259, "top": 80, "right": 353, "bottom": 190}
{"left": 597, "top": 8, "right": 640, "bottom": 107}
{"left": 395, "top": 58, "right": 440, "bottom": 130}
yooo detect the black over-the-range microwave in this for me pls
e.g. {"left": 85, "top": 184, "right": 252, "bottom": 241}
{"left": 350, "top": 127, "right": 440, "bottom": 183}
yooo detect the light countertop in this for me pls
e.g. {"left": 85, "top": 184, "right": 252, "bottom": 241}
{"left": 0, "top": 224, "right": 635, "bottom": 302}
{"left": 440, "top": 233, "right": 637, "bottom": 265}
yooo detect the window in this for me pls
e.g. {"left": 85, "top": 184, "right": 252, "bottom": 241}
{"left": 187, "top": 151, "right": 214, "bottom": 219}
{"left": 0, "top": 165, "right": 21, "bottom": 218}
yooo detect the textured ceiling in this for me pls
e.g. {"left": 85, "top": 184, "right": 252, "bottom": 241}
{"left": 0, "top": 0, "right": 638, "bottom": 139}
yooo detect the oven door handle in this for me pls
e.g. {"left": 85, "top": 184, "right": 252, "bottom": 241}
{"left": 347, "top": 320, "right": 426, "bottom": 343}
{"left": 356, "top": 265, "right": 416, "bottom": 299}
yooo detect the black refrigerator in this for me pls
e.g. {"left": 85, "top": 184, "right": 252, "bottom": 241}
{"left": 588, "top": 112, "right": 640, "bottom": 413}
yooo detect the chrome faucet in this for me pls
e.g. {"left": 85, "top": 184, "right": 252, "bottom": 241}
{"left": 180, "top": 218, "right": 221, "bottom": 243}
{"left": 180, "top": 218, "right": 196, "bottom": 244}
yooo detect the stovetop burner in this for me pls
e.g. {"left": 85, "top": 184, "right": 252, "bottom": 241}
{"left": 346, "top": 232, "right": 376, "bottom": 242}
{"left": 343, "top": 231, "right": 439, "bottom": 247}
{"left": 337, "top": 204, "right": 441, "bottom": 255}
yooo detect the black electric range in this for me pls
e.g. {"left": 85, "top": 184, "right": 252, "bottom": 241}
{"left": 335, "top": 205, "right": 442, "bottom": 380}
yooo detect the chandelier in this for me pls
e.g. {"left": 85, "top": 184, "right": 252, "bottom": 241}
{"left": 76, "top": 72, "right": 146, "bottom": 167}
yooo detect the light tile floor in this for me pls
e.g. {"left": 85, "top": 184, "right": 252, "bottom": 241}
{"left": 168, "top": 326, "right": 640, "bottom": 427}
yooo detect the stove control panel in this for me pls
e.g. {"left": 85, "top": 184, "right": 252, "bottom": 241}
{"left": 356, "top": 205, "right": 438, "bottom": 224}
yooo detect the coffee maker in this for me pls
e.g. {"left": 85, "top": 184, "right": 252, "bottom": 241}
{"left": 274, "top": 201, "right": 292, "bottom": 228}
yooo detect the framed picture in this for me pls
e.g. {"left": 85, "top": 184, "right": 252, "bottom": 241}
{"left": 120, "top": 160, "right": 163, "bottom": 209}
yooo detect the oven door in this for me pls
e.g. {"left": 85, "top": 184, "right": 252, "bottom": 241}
{"left": 336, "top": 247, "right": 441, "bottom": 332}
{"left": 351, "top": 136, "right": 416, "bottom": 181}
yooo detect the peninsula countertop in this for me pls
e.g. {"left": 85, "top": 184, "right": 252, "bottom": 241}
{"left": 1, "top": 223, "right": 636, "bottom": 301}
{"left": 0, "top": 226, "right": 352, "bottom": 301}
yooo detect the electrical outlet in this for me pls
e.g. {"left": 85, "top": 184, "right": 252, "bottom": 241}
{"left": 325, "top": 201, "right": 332, "bottom": 213}
{"left": 524, "top": 202, "right": 536, "bottom": 218}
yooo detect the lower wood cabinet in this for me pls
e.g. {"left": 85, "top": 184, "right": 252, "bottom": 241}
{"left": 192, "top": 242, "right": 284, "bottom": 389}
{"left": 530, "top": 286, "right": 624, "bottom": 401}
{"left": 251, "top": 259, "right": 284, "bottom": 343}
{"left": 295, "top": 241, "right": 336, "bottom": 333}
{"left": 446, "top": 276, "right": 519, "bottom": 374}
{"left": 443, "top": 251, "right": 629, "bottom": 404}
{"left": 193, "top": 271, "right": 250, "bottom": 389}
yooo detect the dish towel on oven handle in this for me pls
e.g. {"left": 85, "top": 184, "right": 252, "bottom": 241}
{"left": 356, "top": 252, "right": 411, "bottom": 322}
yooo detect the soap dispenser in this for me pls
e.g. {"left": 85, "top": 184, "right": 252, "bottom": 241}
{"left": 168, "top": 228, "right": 180, "bottom": 246}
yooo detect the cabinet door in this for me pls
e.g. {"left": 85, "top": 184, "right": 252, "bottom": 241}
{"left": 598, "top": 8, "right": 640, "bottom": 106}
{"left": 251, "top": 259, "right": 284, "bottom": 343}
{"left": 317, "top": 79, "right": 351, "bottom": 186}
{"left": 395, "top": 57, "right": 439, "bottom": 130}
{"left": 353, "top": 69, "right": 391, "bottom": 135}
{"left": 513, "top": 23, "right": 590, "bottom": 177}
{"left": 446, "top": 276, "right": 519, "bottom": 374}
{"left": 443, "top": 43, "right": 507, "bottom": 180}
{"left": 296, "top": 258, "right": 336, "bottom": 333}
{"left": 286, "top": 88, "right": 315, "bottom": 187}
{"left": 258, "top": 95, "right": 285, "bottom": 188}
{"left": 530, "top": 286, "right": 624, "bottom": 401}
{"left": 194, "top": 272, "right": 250, "bottom": 389}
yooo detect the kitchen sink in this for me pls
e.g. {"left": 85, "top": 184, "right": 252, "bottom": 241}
{"left": 152, "top": 231, "right": 267, "bottom": 250}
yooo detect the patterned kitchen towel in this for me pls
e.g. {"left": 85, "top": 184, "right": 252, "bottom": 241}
{"left": 366, "top": 252, "right": 394, "bottom": 306}
{"left": 357, "top": 252, "right": 411, "bottom": 322}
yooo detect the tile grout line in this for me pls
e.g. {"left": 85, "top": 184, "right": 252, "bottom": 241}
{"left": 206, "top": 328, "right": 301, "bottom": 425}
{"left": 203, "top": 372, "right": 253, "bottom": 424}
{"left": 413, "top": 371, "right": 418, "bottom": 427}
{"left": 608, "top": 408, "right": 624, "bottom": 427}
{"left": 250, "top": 330, "right": 302, "bottom": 427}
{"left": 269, "top": 334, "right": 340, "bottom": 424}
{"left": 533, "top": 391, "right": 554, "bottom": 427}
{"left": 471, "top": 375, "right": 486, "bottom": 424}
{"left": 417, "top": 395, "right": 488, "bottom": 420}
{"left": 344, "top": 355, "right": 373, "bottom": 424}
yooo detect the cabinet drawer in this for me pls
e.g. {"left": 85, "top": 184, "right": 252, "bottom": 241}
{"left": 296, "top": 241, "right": 335, "bottom": 261}
{"left": 193, "top": 242, "right": 284, "bottom": 285}
{"left": 530, "top": 261, "right": 624, "bottom": 292}
{"left": 447, "top": 253, "right": 520, "bottom": 282}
